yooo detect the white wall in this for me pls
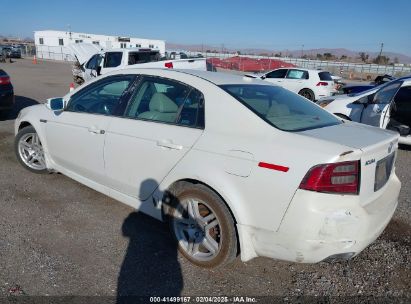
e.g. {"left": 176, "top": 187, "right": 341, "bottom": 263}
{"left": 34, "top": 30, "right": 166, "bottom": 61}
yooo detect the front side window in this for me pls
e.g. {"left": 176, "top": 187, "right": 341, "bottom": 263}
{"left": 125, "top": 76, "right": 204, "bottom": 128}
{"left": 66, "top": 76, "right": 134, "bottom": 115}
{"left": 265, "top": 69, "right": 287, "bottom": 79}
{"left": 85, "top": 54, "right": 102, "bottom": 69}
{"left": 372, "top": 81, "right": 402, "bottom": 104}
{"left": 104, "top": 52, "right": 123, "bottom": 68}
{"left": 221, "top": 84, "right": 341, "bottom": 131}
{"left": 286, "top": 69, "right": 308, "bottom": 79}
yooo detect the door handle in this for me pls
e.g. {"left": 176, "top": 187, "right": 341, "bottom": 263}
{"left": 156, "top": 140, "right": 183, "bottom": 150}
{"left": 88, "top": 127, "right": 105, "bottom": 134}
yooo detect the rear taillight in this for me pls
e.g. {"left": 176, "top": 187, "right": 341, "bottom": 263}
{"left": 299, "top": 161, "right": 360, "bottom": 194}
{"left": 0, "top": 76, "right": 10, "bottom": 85}
{"left": 316, "top": 81, "right": 329, "bottom": 86}
{"left": 164, "top": 62, "right": 173, "bottom": 69}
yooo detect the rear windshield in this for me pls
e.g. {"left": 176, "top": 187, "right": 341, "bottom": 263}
{"left": 220, "top": 84, "right": 341, "bottom": 131}
{"left": 318, "top": 72, "right": 333, "bottom": 81}
{"left": 128, "top": 51, "right": 160, "bottom": 65}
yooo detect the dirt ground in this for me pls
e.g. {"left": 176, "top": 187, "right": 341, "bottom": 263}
{"left": 0, "top": 59, "right": 410, "bottom": 302}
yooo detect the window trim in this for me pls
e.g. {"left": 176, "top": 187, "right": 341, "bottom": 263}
{"left": 121, "top": 75, "right": 205, "bottom": 130}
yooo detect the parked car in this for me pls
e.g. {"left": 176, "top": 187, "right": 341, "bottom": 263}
{"left": 9, "top": 47, "right": 22, "bottom": 58}
{"left": 246, "top": 68, "right": 336, "bottom": 101}
{"left": 69, "top": 43, "right": 207, "bottom": 84}
{"left": 0, "top": 69, "right": 14, "bottom": 112}
{"left": 14, "top": 69, "right": 400, "bottom": 268}
{"left": 318, "top": 76, "right": 411, "bottom": 145}
{"left": 338, "top": 84, "right": 375, "bottom": 95}
{"left": 335, "top": 75, "right": 397, "bottom": 96}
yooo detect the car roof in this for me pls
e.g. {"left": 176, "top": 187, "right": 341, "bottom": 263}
{"left": 110, "top": 68, "right": 271, "bottom": 86}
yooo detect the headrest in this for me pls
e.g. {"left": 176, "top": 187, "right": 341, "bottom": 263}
{"left": 266, "top": 104, "right": 290, "bottom": 117}
{"left": 149, "top": 93, "right": 178, "bottom": 113}
{"left": 101, "top": 81, "right": 129, "bottom": 96}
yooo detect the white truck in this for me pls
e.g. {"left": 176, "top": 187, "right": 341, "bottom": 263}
{"left": 70, "top": 43, "right": 207, "bottom": 84}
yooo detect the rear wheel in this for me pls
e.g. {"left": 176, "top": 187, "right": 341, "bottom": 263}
{"left": 14, "top": 126, "right": 48, "bottom": 174}
{"left": 164, "top": 182, "right": 238, "bottom": 268}
{"left": 298, "top": 88, "right": 315, "bottom": 101}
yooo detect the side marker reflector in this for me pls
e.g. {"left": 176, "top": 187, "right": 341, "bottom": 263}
{"left": 258, "top": 162, "right": 289, "bottom": 172}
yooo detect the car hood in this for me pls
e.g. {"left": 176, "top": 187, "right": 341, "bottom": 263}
{"left": 300, "top": 121, "right": 398, "bottom": 150}
{"left": 68, "top": 43, "right": 102, "bottom": 65}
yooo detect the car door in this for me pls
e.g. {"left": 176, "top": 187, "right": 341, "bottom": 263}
{"left": 361, "top": 81, "right": 402, "bottom": 127}
{"left": 44, "top": 75, "right": 135, "bottom": 185}
{"left": 104, "top": 75, "right": 204, "bottom": 200}
{"left": 391, "top": 85, "right": 411, "bottom": 127}
{"left": 84, "top": 54, "right": 103, "bottom": 82}
{"left": 284, "top": 69, "right": 309, "bottom": 93}
{"left": 263, "top": 69, "right": 288, "bottom": 88}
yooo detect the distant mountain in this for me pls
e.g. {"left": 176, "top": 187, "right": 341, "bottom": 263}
{"left": 166, "top": 43, "right": 411, "bottom": 64}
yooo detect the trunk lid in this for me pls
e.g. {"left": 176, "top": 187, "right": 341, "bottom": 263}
{"left": 301, "top": 122, "right": 399, "bottom": 206}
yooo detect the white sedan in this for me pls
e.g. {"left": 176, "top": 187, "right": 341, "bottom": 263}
{"left": 246, "top": 68, "right": 336, "bottom": 101}
{"left": 14, "top": 69, "right": 401, "bottom": 267}
{"left": 318, "top": 76, "right": 411, "bottom": 145}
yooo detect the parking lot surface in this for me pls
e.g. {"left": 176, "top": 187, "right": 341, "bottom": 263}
{"left": 0, "top": 59, "right": 410, "bottom": 299}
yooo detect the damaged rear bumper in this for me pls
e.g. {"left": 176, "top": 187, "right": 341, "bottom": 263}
{"left": 238, "top": 173, "right": 401, "bottom": 263}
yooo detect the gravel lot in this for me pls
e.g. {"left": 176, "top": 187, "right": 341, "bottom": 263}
{"left": 0, "top": 59, "right": 410, "bottom": 302}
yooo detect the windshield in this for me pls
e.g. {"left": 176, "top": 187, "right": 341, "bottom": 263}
{"left": 220, "top": 84, "right": 342, "bottom": 131}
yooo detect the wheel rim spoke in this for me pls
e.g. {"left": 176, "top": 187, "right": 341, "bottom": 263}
{"left": 202, "top": 234, "right": 218, "bottom": 255}
{"left": 18, "top": 133, "right": 46, "bottom": 171}
{"left": 205, "top": 219, "right": 218, "bottom": 231}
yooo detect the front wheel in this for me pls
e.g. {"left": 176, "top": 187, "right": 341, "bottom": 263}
{"left": 298, "top": 88, "right": 315, "bottom": 101}
{"left": 14, "top": 126, "right": 48, "bottom": 174}
{"left": 164, "top": 182, "right": 238, "bottom": 268}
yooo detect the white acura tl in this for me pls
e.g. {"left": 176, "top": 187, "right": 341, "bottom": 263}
{"left": 14, "top": 69, "right": 401, "bottom": 268}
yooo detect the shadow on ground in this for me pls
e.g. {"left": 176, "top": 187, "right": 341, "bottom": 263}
{"left": 0, "top": 95, "right": 39, "bottom": 121}
{"left": 116, "top": 212, "right": 183, "bottom": 302}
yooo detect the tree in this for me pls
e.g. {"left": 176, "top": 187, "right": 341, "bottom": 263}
{"left": 340, "top": 55, "right": 347, "bottom": 60}
{"left": 359, "top": 52, "right": 369, "bottom": 63}
{"left": 373, "top": 55, "right": 390, "bottom": 65}
{"left": 394, "top": 57, "right": 399, "bottom": 64}
{"left": 323, "top": 53, "right": 333, "bottom": 60}
{"left": 316, "top": 53, "right": 323, "bottom": 60}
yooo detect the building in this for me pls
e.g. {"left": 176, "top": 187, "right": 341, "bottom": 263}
{"left": 34, "top": 30, "right": 166, "bottom": 61}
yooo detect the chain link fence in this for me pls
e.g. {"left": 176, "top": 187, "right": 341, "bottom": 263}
{"left": 185, "top": 51, "right": 411, "bottom": 81}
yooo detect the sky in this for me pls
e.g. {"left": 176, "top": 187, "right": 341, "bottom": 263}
{"left": 1, "top": 0, "right": 411, "bottom": 55}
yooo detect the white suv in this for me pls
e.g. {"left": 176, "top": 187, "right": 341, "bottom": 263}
{"left": 247, "top": 68, "right": 336, "bottom": 101}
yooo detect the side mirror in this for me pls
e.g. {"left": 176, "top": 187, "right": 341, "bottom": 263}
{"left": 261, "top": 75, "right": 266, "bottom": 80}
{"left": 46, "top": 97, "right": 65, "bottom": 111}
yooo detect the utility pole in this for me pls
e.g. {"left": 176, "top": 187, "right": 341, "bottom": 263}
{"left": 378, "top": 42, "right": 384, "bottom": 58}
{"left": 301, "top": 44, "right": 304, "bottom": 58}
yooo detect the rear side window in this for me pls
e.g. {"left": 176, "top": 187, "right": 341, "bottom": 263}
{"left": 221, "top": 84, "right": 341, "bottom": 131}
{"left": 104, "top": 52, "right": 123, "bottom": 68}
{"left": 318, "top": 72, "right": 333, "bottom": 81}
{"left": 287, "top": 69, "right": 309, "bottom": 79}
{"left": 125, "top": 76, "right": 204, "bottom": 128}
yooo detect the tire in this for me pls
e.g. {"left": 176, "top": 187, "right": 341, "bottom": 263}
{"left": 334, "top": 113, "right": 351, "bottom": 121}
{"left": 164, "top": 182, "right": 238, "bottom": 268}
{"left": 14, "top": 126, "right": 48, "bottom": 174}
{"left": 298, "top": 88, "right": 315, "bottom": 101}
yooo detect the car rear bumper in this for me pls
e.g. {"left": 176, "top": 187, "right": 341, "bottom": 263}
{"left": 238, "top": 173, "right": 400, "bottom": 263}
